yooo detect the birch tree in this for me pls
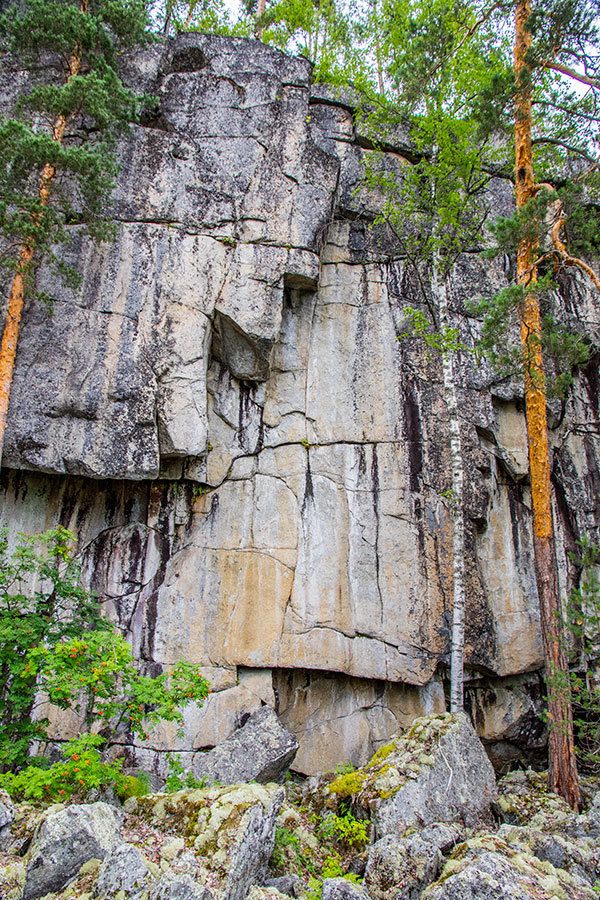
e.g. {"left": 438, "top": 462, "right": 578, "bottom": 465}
{"left": 362, "top": 0, "right": 504, "bottom": 710}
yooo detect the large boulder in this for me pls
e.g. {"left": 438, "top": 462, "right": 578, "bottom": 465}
{"left": 127, "top": 782, "right": 285, "bottom": 900}
{"left": 22, "top": 802, "right": 121, "bottom": 900}
{"left": 423, "top": 834, "right": 597, "bottom": 900}
{"left": 192, "top": 706, "right": 299, "bottom": 786}
{"left": 324, "top": 714, "right": 497, "bottom": 838}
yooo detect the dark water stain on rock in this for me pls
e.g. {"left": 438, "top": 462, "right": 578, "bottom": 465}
{"left": 402, "top": 379, "right": 423, "bottom": 492}
{"left": 371, "top": 445, "right": 381, "bottom": 591}
{"left": 237, "top": 381, "right": 264, "bottom": 454}
{"left": 301, "top": 451, "right": 314, "bottom": 517}
{"left": 355, "top": 444, "right": 367, "bottom": 479}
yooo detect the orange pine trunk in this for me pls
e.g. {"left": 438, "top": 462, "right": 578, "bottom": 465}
{"left": 514, "top": 0, "right": 580, "bottom": 810}
{"left": 0, "top": 1, "right": 87, "bottom": 465}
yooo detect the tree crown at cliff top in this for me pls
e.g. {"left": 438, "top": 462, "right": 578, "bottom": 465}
{"left": 0, "top": 0, "right": 152, "bottom": 292}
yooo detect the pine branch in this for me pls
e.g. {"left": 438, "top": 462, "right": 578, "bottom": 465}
{"left": 541, "top": 60, "right": 600, "bottom": 89}
{"left": 550, "top": 200, "right": 600, "bottom": 293}
{"left": 531, "top": 137, "right": 597, "bottom": 163}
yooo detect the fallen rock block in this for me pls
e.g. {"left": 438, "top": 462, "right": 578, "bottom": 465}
{"left": 192, "top": 706, "right": 299, "bottom": 786}
{"left": 423, "top": 834, "right": 597, "bottom": 900}
{"left": 128, "top": 782, "right": 284, "bottom": 900}
{"left": 22, "top": 802, "right": 121, "bottom": 900}
{"left": 498, "top": 824, "right": 600, "bottom": 889}
{"left": 325, "top": 713, "right": 496, "bottom": 838}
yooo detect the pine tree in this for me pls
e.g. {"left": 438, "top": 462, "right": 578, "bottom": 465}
{"left": 474, "top": 0, "right": 600, "bottom": 809}
{"left": 0, "top": 0, "right": 151, "bottom": 464}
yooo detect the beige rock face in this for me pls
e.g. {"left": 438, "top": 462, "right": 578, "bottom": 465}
{"left": 1, "top": 33, "right": 599, "bottom": 774}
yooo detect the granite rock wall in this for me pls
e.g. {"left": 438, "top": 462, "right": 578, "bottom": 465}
{"left": 1, "top": 33, "right": 599, "bottom": 775}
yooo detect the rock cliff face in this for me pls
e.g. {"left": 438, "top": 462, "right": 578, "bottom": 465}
{"left": 1, "top": 34, "right": 599, "bottom": 774}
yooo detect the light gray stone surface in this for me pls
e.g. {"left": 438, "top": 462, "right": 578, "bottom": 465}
{"left": 0, "top": 788, "right": 14, "bottom": 851}
{"left": 0, "top": 789, "right": 13, "bottom": 829}
{"left": 130, "top": 782, "right": 284, "bottom": 900}
{"left": 1, "top": 32, "right": 600, "bottom": 775}
{"left": 321, "top": 877, "right": 369, "bottom": 900}
{"left": 148, "top": 873, "right": 213, "bottom": 900}
{"left": 191, "top": 706, "right": 299, "bottom": 785}
{"left": 22, "top": 802, "right": 121, "bottom": 900}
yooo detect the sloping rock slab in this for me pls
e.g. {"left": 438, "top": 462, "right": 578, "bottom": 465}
{"left": 128, "top": 782, "right": 284, "bottom": 900}
{"left": 192, "top": 706, "right": 299, "bottom": 786}
{"left": 325, "top": 714, "right": 496, "bottom": 838}
{"left": 94, "top": 842, "right": 155, "bottom": 897}
{"left": 423, "top": 834, "right": 597, "bottom": 900}
{"left": 23, "top": 802, "right": 121, "bottom": 900}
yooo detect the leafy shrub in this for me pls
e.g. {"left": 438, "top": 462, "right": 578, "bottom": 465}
{"left": 0, "top": 527, "right": 106, "bottom": 770}
{"left": 0, "top": 527, "right": 210, "bottom": 797}
{"left": 306, "top": 855, "right": 362, "bottom": 900}
{"left": 315, "top": 811, "right": 369, "bottom": 850}
{"left": 0, "top": 734, "right": 126, "bottom": 801}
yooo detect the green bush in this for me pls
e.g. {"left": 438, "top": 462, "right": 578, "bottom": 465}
{"left": 0, "top": 527, "right": 210, "bottom": 797}
{"left": 315, "top": 811, "right": 369, "bottom": 850}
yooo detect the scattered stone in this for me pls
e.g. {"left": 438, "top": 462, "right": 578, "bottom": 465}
{"left": 0, "top": 858, "right": 26, "bottom": 900}
{"left": 0, "top": 789, "right": 14, "bottom": 829}
{"left": 423, "top": 834, "right": 597, "bottom": 900}
{"left": 79, "top": 858, "right": 103, "bottom": 877}
{"left": 221, "top": 786, "right": 286, "bottom": 900}
{"left": 321, "top": 878, "right": 369, "bottom": 900}
{"left": 22, "top": 802, "right": 122, "bottom": 900}
{"left": 364, "top": 825, "right": 462, "bottom": 900}
{"left": 499, "top": 824, "right": 600, "bottom": 888}
{"left": 160, "top": 837, "right": 186, "bottom": 862}
{"left": 247, "top": 887, "right": 291, "bottom": 900}
{"left": 94, "top": 842, "right": 155, "bottom": 897}
{"left": 191, "top": 707, "right": 299, "bottom": 786}
{"left": 496, "top": 769, "right": 577, "bottom": 831}
{"left": 148, "top": 872, "right": 213, "bottom": 900}
{"left": 263, "top": 874, "right": 301, "bottom": 896}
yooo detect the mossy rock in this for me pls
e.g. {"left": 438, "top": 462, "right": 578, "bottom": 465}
{"left": 424, "top": 833, "right": 597, "bottom": 900}
{"left": 325, "top": 714, "right": 463, "bottom": 810}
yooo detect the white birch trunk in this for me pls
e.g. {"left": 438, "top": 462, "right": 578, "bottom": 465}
{"left": 433, "top": 251, "right": 466, "bottom": 711}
